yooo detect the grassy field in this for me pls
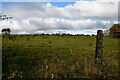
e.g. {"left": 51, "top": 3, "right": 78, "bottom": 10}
{"left": 2, "top": 34, "right": 119, "bottom": 79}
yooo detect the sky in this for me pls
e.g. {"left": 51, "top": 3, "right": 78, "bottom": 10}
{"left": 0, "top": 0, "right": 119, "bottom": 34}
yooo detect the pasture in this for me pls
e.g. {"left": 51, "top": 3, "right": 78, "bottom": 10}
{"left": 2, "top": 34, "right": 119, "bottom": 79}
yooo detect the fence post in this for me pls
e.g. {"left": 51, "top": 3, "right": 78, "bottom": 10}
{"left": 95, "top": 30, "right": 103, "bottom": 65}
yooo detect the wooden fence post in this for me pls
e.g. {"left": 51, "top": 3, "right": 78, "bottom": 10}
{"left": 95, "top": 30, "right": 103, "bottom": 65}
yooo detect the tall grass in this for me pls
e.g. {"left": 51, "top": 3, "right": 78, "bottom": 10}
{"left": 2, "top": 34, "right": 119, "bottom": 79}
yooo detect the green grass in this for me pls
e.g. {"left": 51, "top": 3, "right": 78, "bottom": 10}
{"left": 2, "top": 34, "right": 119, "bottom": 79}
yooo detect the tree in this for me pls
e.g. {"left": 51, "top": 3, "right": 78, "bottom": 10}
{"left": 2, "top": 28, "right": 11, "bottom": 34}
{"left": 109, "top": 24, "right": 120, "bottom": 37}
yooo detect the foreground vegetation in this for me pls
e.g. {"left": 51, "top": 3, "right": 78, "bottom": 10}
{"left": 2, "top": 34, "right": 119, "bottom": 79}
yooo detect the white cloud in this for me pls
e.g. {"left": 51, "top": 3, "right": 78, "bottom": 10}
{"left": 0, "top": 18, "right": 108, "bottom": 32}
{"left": 4, "top": 1, "right": 118, "bottom": 20}
{"left": 96, "top": 0, "right": 120, "bottom": 2}
{"left": 66, "top": 1, "right": 117, "bottom": 20}
{"left": 1, "top": 1, "right": 118, "bottom": 34}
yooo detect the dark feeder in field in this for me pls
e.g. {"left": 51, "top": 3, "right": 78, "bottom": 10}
{"left": 95, "top": 30, "right": 103, "bottom": 65}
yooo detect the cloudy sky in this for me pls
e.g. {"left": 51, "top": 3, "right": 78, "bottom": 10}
{"left": 0, "top": 0, "right": 119, "bottom": 34}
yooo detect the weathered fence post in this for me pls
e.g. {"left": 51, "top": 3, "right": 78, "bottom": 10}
{"left": 95, "top": 30, "right": 103, "bottom": 65}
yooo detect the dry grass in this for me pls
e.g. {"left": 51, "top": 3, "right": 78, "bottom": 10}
{"left": 2, "top": 34, "right": 119, "bottom": 79}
